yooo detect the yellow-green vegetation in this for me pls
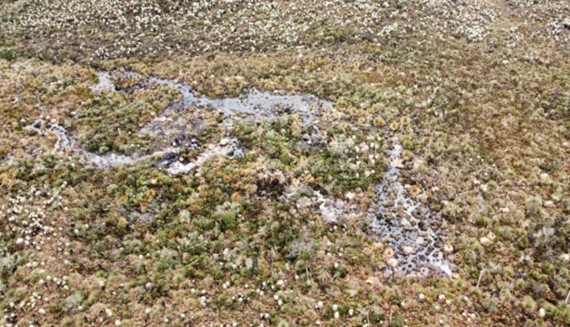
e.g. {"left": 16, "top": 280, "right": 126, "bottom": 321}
{"left": 72, "top": 76, "right": 180, "bottom": 155}
{"left": 1, "top": 1, "right": 570, "bottom": 326}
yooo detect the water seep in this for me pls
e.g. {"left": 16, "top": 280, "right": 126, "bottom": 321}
{"left": 31, "top": 70, "right": 330, "bottom": 172}
{"left": 28, "top": 70, "right": 451, "bottom": 277}
{"left": 27, "top": 114, "right": 178, "bottom": 169}
{"left": 369, "top": 137, "right": 452, "bottom": 277}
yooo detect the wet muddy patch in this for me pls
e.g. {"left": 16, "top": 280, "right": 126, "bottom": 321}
{"left": 369, "top": 137, "right": 452, "bottom": 278}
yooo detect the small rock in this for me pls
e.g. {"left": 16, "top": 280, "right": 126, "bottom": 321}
{"left": 383, "top": 247, "right": 395, "bottom": 258}
{"left": 386, "top": 258, "right": 399, "bottom": 267}
{"left": 480, "top": 236, "right": 492, "bottom": 246}
{"left": 544, "top": 200, "right": 554, "bottom": 208}
{"left": 366, "top": 276, "right": 381, "bottom": 286}
{"left": 393, "top": 158, "right": 404, "bottom": 169}
{"left": 402, "top": 245, "right": 415, "bottom": 255}
{"left": 538, "top": 307, "right": 546, "bottom": 318}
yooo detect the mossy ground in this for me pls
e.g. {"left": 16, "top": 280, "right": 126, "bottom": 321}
{"left": 1, "top": 1, "right": 569, "bottom": 326}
